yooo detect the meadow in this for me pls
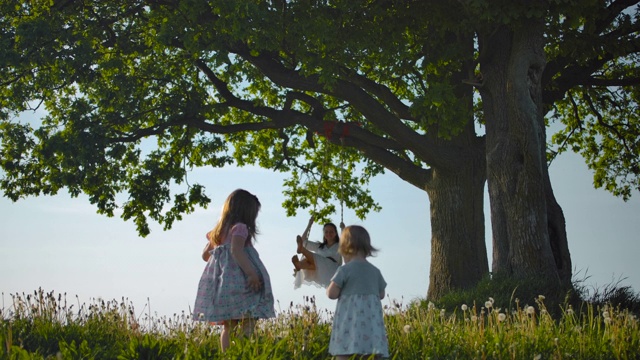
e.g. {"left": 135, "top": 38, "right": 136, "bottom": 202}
{"left": 1, "top": 283, "right": 639, "bottom": 359}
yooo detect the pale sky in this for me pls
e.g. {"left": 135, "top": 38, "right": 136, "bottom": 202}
{"left": 1, "top": 141, "right": 639, "bottom": 320}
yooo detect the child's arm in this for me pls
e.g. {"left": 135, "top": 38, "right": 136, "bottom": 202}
{"left": 230, "top": 235, "right": 261, "bottom": 292}
{"left": 326, "top": 281, "right": 341, "bottom": 299}
{"left": 301, "top": 215, "right": 314, "bottom": 240}
{"left": 202, "top": 240, "right": 214, "bottom": 262}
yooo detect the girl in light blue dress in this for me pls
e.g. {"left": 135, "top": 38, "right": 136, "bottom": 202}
{"left": 327, "top": 225, "right": 389, "bottom": 359}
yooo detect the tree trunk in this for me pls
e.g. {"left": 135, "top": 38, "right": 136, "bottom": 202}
{"left": 480, "top": 17, "right": 566, "bottom": 284}
{"left": 425, "top": 32, "right": 489, "bottom": 300}
{"left": 544, "top": 155, "right": 573, "bottom": 285}
{"left": 426, "top": 145, "right": 488, "bottom": 300}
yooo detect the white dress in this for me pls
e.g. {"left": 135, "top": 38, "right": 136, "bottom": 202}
{"left": 294, "top": 240, "right": 342, "bottom": 289}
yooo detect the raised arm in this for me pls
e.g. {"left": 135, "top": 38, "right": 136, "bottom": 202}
{"left": 300, "top": 215, "right": 314, "bottom": 240}
{"left": 202, "top": 238, "right": 214, "bottom": 261}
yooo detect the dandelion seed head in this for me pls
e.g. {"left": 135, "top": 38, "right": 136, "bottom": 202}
{"left": 498, "top": 313, "right": 506, "bottom": 322}
{"left": 603, "top": 311, "right": 610, "bottom": 319}
{"left": 526, "top": 306, "right": 535, "bottom": 315}
{"left": 471, "top": 315, "right": 478, "bottom": 322}
{"left": 485, "top": 301, "right": 493, "bottom": 309}
{"left": 538, "top": 295, "right": 545, "bottom": 301}
{"left": 566, "top": 308, "right": 574, "bottom": 316}
{"left": 461, "top": 304, "right": 468, "bottom": 311}
{"left": 574, "top": 325, "right": 582, "bottom": 332}
{"left": 403, "top": 324, "right": 412, "bottom": 334}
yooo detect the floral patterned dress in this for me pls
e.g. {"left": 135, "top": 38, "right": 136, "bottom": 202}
{"left": 193, "top": 223, "right": 275, "bottom": 324}
{"left": 329, "top": 259, "right": 389, "bottom": 357}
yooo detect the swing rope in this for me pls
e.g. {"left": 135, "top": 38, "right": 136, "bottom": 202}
{"left": 339, "top": 137, "right": 345, "bottom": 227}
{"left": 301, "top": 126, "right": 347, "bottom": 239}
{"left": 301, "top": 141, "right": 330, "bottom": 240}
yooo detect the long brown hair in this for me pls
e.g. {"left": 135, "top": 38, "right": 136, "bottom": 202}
{"left": 207, "top": 189, "right": 261, "bottom": 246}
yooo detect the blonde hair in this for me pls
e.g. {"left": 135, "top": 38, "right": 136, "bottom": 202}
{"left": 207, "top": 189, "right": 261, "bottom": 246}
{"left": 339, "top": 225, "right": 378, "bottom": 257}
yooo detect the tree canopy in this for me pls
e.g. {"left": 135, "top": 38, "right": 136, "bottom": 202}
{"left": 1, "top": 0, "right": 638, "bottom": 298}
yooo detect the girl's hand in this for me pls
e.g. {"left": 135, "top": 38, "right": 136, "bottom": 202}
{"left": 246, "top": 272, "right": 262, "bottom": 292}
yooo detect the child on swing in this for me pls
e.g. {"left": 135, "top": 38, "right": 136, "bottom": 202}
{"left": 292, "top": 216, "right": 345, "bottom": 289}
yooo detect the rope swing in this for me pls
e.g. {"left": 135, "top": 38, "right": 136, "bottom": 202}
{"left": 300, "top": 122, "right": 349, "bottom": 240}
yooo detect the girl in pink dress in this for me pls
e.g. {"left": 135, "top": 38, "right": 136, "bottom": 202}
{"left": 193, "top": 189, "right": 275, "bottom": 352}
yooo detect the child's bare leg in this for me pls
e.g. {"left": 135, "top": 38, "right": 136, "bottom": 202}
{"left": 292, "top": 255, "right": 301, "bottom": 271}
{"left": 297, "top": 249, "right": 316, "bottom": 270}
{"left": 296, "top": 235, "right": 305, "bottom": 254}
{"left": 220, "top": 320, "right": 238, "bottom": 352}
{"left": 239, "top": 318, "right": 256, "bottom": 337}
{"left": 292, "top": 255, "right": 316, "bottom": 271}
{"left": 298, "top": 257, "right": 316, "bottom": 270}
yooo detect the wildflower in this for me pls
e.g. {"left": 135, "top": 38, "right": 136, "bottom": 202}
{"left": 526, "top": 306, "right": 535, "bottom": 315}
{"left": 573, "top": 325, "right": 582, "bottom": 332}
{"left": 485, "top": 301, "right": 493, "bottom": 309}
{"left": 461, "top": 304, "right": 468, "bottom": 311}
{"left": 403, "top": 324, "right": 412, "bottom": 334}
{"left": 471, "top": 315, "right": 477, "bottom": 322}
{"left": 498, "top": 313, "right": 506, "bottom": 322}
{"left": 566, "top": 308, "right": 574, "bottom": 316}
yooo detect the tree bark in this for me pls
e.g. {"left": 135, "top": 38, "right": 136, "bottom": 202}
{"left": 480, "top": 17, "right": 567, "bottom": 284}
{"left": 426, "top": 148, "right": 488, "bottom": 299}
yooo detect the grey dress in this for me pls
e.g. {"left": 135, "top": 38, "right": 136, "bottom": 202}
{"left": 328, "top": 259, "right": 389, "bottom": 357}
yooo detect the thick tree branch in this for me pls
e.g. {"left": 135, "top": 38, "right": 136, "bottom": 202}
{"left": 339, "top": 68, "right": 416, "bottom": 121}
{"left": 232, "top": 47, "right": 462, "bottom": 169}
{"left": 543, "top": 1, "right": 640, "bottom": 106}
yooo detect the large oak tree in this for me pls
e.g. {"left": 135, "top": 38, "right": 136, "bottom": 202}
{"left": 1, "top": 0, "right": 638, "bottom": 299}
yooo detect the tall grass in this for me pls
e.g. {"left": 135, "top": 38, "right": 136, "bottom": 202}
{"left": 1, "top": 287, "right": 638, "bottom": 359}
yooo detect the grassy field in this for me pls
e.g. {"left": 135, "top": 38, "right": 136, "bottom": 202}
{"left": 1, "top": 286, "right": 639, "bottom": 359}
